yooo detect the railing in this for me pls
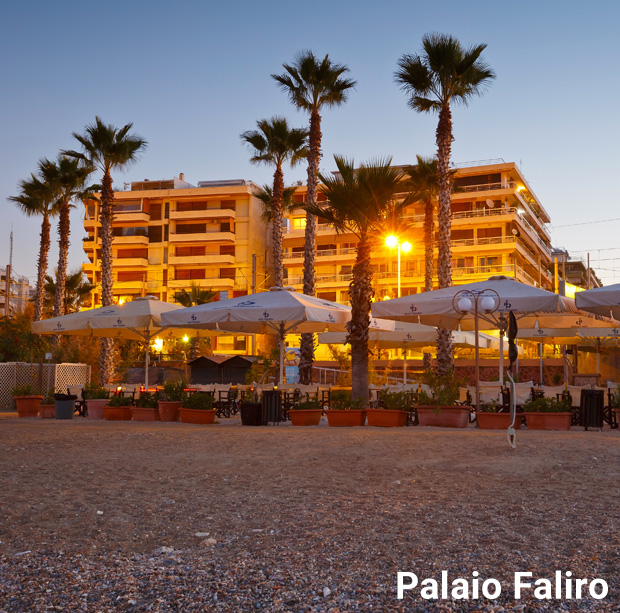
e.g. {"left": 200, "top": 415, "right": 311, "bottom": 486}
{"left": 284, "top": 247, "right": 357, "bottom": 260}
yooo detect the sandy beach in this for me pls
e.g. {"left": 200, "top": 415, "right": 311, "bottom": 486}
{"left": 0, "top": 417, "right": 619, "bottom": 611}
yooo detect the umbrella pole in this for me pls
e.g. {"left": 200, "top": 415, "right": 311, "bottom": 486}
{"left": 474, "top": 301, "right": 480, "bottom": 413}
{"left": 279, "top": 323, "right": 285, "bottom": 385}
{"left": 145, "top": 343, "right": 149, "bottom": 389}
{"left": 403, "top": 346, "right": 407, "bottom": 385}
{"left": 499, "top": 332, "right": 504, "bottom": 383}
{"left": 539, "top": 342, "right": 543, "bottom": 385}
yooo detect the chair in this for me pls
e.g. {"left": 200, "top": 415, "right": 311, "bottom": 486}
{"left": 67, "top": 385, "right": 87, "bottom": 417}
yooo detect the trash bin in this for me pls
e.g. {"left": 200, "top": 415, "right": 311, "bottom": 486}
{"left": 54, "top": 394, "right": 77, "bottom": 420}
{"left": 240, "top": 401, "right": 264, "bottom": 426}
{"left": 580, "top": 389, "right": 604, "bottom": 430}
{"left": 262, "top": 391, "right": 282, "bottom": 424}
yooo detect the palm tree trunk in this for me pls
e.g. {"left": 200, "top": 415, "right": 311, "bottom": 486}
{"left": 272, "top": 165, "right": 284, "bottom": 288}
{"left": 299, "top": 108, "right": 322, "bottom": 384}
{"left": 53, "top": 200, "right": 71, "bottom": 318}
{"left": 424, "top": 197, "right": 434, "bottom": 293}
{"left": 348, "top": 233, "right": 373, "bottom": 404}
{"left": 33, "top": 213, "right": 51, "bottom": 322}
{"left": 99, "top": 169, "right": 115, "bottom": 383}
{"left": 435, "top": 102, "right": 454, "bottom": 375}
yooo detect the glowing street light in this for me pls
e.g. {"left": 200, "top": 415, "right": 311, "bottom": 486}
{"left": 385, "top": 235, "right": 411, "bottom": 298}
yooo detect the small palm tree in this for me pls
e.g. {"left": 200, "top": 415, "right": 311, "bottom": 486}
{"left": 38, "top": 155, "right": 94, "bottom": 317}
{"left": 307, "top": 156, "right": 408, "bottom": 403}
{"left": 173, "top": 283, "right": 217, "bottom": 360}
{"left": 8, "top": 174, "right": 60, "bottom": 321}
{"left": 273, "top": 51, "right": 356, "bottom": 384}
{"left": 254, "top": 184, "right": 299, "bottom": 224}
{"left": 63, "top": 117, "right": 147, "bottom": 383}
{"left": 43, "top": 268, "right": 95, "bottom": 316}
{"left": 240, "top": 117, "right": 307, "bottom": 288}
{"left": 395, "top": 33, "right": 495, "bottom": 374}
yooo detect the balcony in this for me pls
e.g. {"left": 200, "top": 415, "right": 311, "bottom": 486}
{"left": 168, "top": 278, "right": 235, "bottom": 290}
{"left": 113, "top": 280, "right": 146, "bottom": 291}
{"left": 112, "top": 235, "right": 148, "bottom": 246}
{"left": 113, "top": 258, "right": 149, "bottom": 267}
{"left": 169, "top": 208, "right": 236, "bottom": 221}
{"left": 283, "top": 247, "right": 357, "bottom": 262}
{"left": 283, "top": 222, "right": 341, "bottom": 236}
{"left": 112, "top": 212, "right": 150, "bottom": 224}
{"left": 169, "top": 231, "right": 235, "bottom": 243}
{"left": 169, "top": 254, "right": 235, "bottom": 266}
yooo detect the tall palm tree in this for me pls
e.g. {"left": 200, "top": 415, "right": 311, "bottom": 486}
{"left": 63, "top": 117, "right": 147, "bottom": 383}
{"left": 273, "top": 51, "right": 356, "bottom": 384}
{"left": 306, "top": 156, "right": 408, "bottom": 403}
{"left": 38, "top": 155, "right": 94, "bottom": 318}
{"left": 43, "top": 268, "right": 95, "bottom": 316}
{"left": 395, "top": 34, "right": 495, "bottom": 374}
{"left": 240, "top": 117, "right": 308, "bottom": 288}
{"left": 254, "top": 184, "right": 299, "bottom": 224}
{"left": 9, "top": 174, "right": 60, "bottom": 321}
{"left": 173, "top": 283, "right": 218, "bottom": 360}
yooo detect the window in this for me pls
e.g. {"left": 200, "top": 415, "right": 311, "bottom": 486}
{"left": 117, "top": 271, "right": 145, "bottom": 282}
{"left": 117, "top": 248, "right": 147, "bottom": 259}
{"left": 220, "top": 268, "right": 235, "bottom": 280}
{"left": 232, "top": 290, "right": 247, "bottom": 298}
{"left": 292, "top": 217, "right": 306, "bottom": 230}
{"left": 318, "top": 291, "right": 337, "bottom": 302}
{"left": 176, "top": 269, "right": 205, "bottom": 280}
{"left": 477, "top": 227, "right": 502, "bottom": 239}
{"left": 220, "top": 222, "right": 231, "bottom": 233}
{"left": 220, "top": 245, "right": 235, "bottom": 256}
{"left": 233, "top": 336, "right": 246, "bottom": 351}
{"left": 176, "top": 245, "right": 206, "bottom": 257}
{"left": 221, "top": 200, "right": 236, "bottom": 211}
{"left": 150, "top": 202, "right": 162, "bottom": 220}
{"left": 148, "top": 226, "right": 162, "bottom": 242}
{"left": 177, "top": 201, "right": 207, "bottom": 212}
{"left": 340, "top": 265, "right": 352, "bottom": 275}
{"left": 176, "top": 223, "right": 206, "bottom": 234}
{"left": 113, "top": 201, "right": 142, "bottom": 213}
{"left": 164, "top": 202, "right": 170, "bottom": 219}
{"left": 451, "top": 229, "right": 474, "bottom": 240}
{"left": 112, "top": 227, "right": 148, "bottom": 237}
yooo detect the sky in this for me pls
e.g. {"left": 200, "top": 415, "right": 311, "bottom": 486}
{"left": 1, "top": 0, "right": 619, "bottom": 286}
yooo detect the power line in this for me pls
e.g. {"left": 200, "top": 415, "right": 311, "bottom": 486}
{"left": 551, "top": 216, "right": 620, "bottom": 229}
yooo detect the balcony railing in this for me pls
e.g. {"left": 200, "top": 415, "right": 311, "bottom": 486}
{"left": 284, "top": 247, "right": 357, "bottom": 260}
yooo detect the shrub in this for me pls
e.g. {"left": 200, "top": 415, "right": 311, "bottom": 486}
{"left": 418, "top": 369, "right": 462, "bottom": 407}
{"left": 381, "top": 389, "right": 410, "bottom": 412}
{"left": 292, "top": 395, "right": 322, "bottom": 411}
{"left": 11, "top": 384, "right": 35, "bottom": 396}
{"left": 523, "top": 397, "right": 571, "bottom": 413}
{"left": 329, "top": 390, "right": 365, "bottom": 410}
{"left": 161, "top": 379, "right": 187, "bottom": 402}
{"left": 84, "top": 382, "right": 110, "bottom": 399}
{"left": 135, "top": 392, "right": 158, "bottom": 408}
{"left": 107, "top": 394, "right": 133, "bottom": 407}
{"left": 182, "top": 392, "right": 213, "bottom": 411}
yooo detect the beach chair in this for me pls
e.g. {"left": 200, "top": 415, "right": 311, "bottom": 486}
{"left": 67, "top": 385, "right": 87, "bottom": 417}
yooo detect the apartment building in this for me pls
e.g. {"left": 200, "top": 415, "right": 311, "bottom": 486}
{"left": 282, "top": 160, "right": 556, "bottom": 303}
{"left": 0, "top": 266, "right": 31, "bottom": 315}
{"left": 82, "top": 175, "right": 270, "bottom": 354}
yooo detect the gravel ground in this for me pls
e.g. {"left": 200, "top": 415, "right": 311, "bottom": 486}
{"left": 0, "top": 417, "right": 619, "bottom": 612}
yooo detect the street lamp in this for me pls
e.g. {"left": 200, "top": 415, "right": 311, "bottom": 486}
{"left": 453, "top": 289, "right": 500, "bottom": 412}
{"left": 385, "top": 235, "right": 411, "bottom": 298}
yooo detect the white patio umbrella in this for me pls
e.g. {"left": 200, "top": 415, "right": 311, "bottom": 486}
{"left": 161, "top": 287, "right": 351, "bottom": 384}
{"left": 575, "top": 283, "right": 620, "bottom": 319}
{"left": 318, "top": 321, "right": 494, "bottom": 384}
{"left": 31, "top": 296, "right": 204, "bottom": 388}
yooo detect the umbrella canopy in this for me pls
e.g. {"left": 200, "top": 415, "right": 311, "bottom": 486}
{"left": 32, "top": 296, "right": 205, "bottom": 387}
{"left": 161, "top": 287, "right": 351, "bottom": 383}
{"left": 575, "top": 283, "right": 620, "bottom": 320}
{"left": 371, "top": 276, "right": 579, "bottom": 330}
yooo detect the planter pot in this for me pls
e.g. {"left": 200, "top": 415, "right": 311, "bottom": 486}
{"left": 240, "top": 402, "right": 264, "bottom": 426}
{"left": 325, "top": 409, "right": 367, "bottom": 427}
{"left": 289, "top": 409, "right": 323, "bottom": 426}
{"left": 417, "top": 406, "right": 471, "bottom": 428}
{"left": 103, "top": 406, "right": 132, "bottom": 421}
{"left": 14, "top": 395, "right": 43, "bottom": 418}
{"left": 39, "top": 404, "right": 55, "bottom": 419}
{"left": 366, "top": 408, "right": 407, "bottom": 428}
{"left": 180, "top": 408, "right": 217, "bottom": 425}
{"left": 87, "top": 398, "right": 109, "bottom": 420}
{"left": 477, "top": 412, "right": 524, "bottom": 430}
{"left": 158, "top": 401, "right": 182, "bottom": 422}
{"left": 131, "top": 407, "right": 160, "bottom": 421}
{"left": 524, "top": 412, "right": 572, "bottom": 431}
{"left": 55, "top": 399, "right": 75, "bottom": 420}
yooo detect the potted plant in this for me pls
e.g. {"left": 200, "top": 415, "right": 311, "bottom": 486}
{"left": 12, "top": 384, "right": 44, "bottom": 418}
{"left": 131, "top": 392, "right": 160, "bottom": 421}
{"left": 103, "top": 394, "right": 133, "bottom": 421}
{"left": 289, "top": 395, "right": 323, "bottom": 426}
{"left": 84, "top": 382, "right": 110, "bottom": 420}
{"left": 324, "top": 390, "right": 367, "bottom": 427}
{"left": 239, "top": 388, "right": 264, "bottom": 426}
{"left": 523, "top": 396, "right": 573, "bottom": 431}
{"left": 39, "top": 390, "right": 56, "bottom": 419}
{"left": 476, "top": 399, "right": 524, "bottom": 430}
{"left": 158, "top": 380, "right": 187, "bottom": 422}
{"left": 367, "top": 389, "right": 409, "bottom": 427}
{"left": 416, "top": 370, "right": 471, "bottom": 428}
{"left": 180, "top": 392, "right": 217, "bottom": 425}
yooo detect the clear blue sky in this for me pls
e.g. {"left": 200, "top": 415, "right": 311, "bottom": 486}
{"left": 2, "top": 0, "right": 619, "bottom": 285}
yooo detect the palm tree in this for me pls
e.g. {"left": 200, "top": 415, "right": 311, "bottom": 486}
{"left": 8, "top": 174, "right": 60, "bottom": 321}
{"left": 240, "top": 117, "right": 308, "bottom": 288}
{"left": 63, "top": 117, "right": 147, "bottom": 383}
{"left": 273, "top": 51, "right": 356, "bottom": 384}
{"left": 173, "top": 283, "right": 217, "bottom": 360}
{"left": 254, "top": 184, "right": 299, "bottom": 224}
{"left": 395, "top": 33, "right": 495, "bottom": 374}
{"left": 43, "top": 268, "right": 95, "bottom": 316}
{"left": 38, "top": 155, "right": 94, "bottom": 318}
{"left": 306, "top": 156, "right": 408, "bottom": 403}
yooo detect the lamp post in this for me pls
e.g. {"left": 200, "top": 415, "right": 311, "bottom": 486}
{"left": 453, "top": 289, "right": 500, "bottom": 412}
{"left": 385, "top": 235, "right": 411, "bottom": 298}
